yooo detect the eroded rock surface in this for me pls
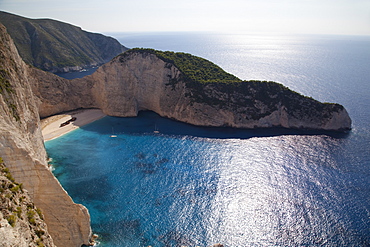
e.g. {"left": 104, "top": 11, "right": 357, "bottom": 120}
{"left": 0, "top": 161, "right": 56, "bottom": 247}
{"left": 32, "top": 50, "right": 351, "bottom": 131}
{"left": 0, "top": 24, "right": 91, "bottom": 247}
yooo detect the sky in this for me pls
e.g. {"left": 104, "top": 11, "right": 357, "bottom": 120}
{"left": 0, "top": 0, "right": 369, "bottom": 35}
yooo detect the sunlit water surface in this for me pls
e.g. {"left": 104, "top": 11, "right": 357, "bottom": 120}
{"left": 47, "top": 33, "right": 370, "bottom": 246}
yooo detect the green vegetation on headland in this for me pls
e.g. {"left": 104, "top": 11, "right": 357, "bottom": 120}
{"left": 0, "top": 11, "right": 128, "bottom": 72}
{"left": 126, "top": 48, "right": 242, "bottom": 84}
{"left": 125, "top": 48, "right": 343, "bottom": 121}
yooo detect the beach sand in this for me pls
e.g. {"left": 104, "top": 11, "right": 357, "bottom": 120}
{"left": 41, "top": 109, "right": 106, "bottom": 141}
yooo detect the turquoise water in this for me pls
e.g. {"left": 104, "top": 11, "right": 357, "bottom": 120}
{"left": 47, "top": 33, "right": 370, "bottom": 246}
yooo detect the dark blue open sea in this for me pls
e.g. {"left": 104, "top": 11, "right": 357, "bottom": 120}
{"left": 46, "top": 33, "right": 370, "bottom": 246}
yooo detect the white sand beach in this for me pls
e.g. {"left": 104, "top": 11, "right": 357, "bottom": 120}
{"left": 41, "top": 109, "right": 106, "bottom": 141}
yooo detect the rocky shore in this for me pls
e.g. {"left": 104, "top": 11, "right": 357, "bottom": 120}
{"left": 0, "top": 24, "right": 92, "bottom": 246}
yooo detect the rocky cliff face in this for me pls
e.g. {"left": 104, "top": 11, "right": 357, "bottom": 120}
{"left": 29, "top": 67, "right": 97, "bottom": 117}
{"left": 32, "top": 50, "right": 351, "bottom": 131}
{"left": 0, "top": 160, "right": 55, "bottom": 247}
{"left": 88, "top": 50, "right": 351, "bottom": 131}
{"left": 0, "top": 24, "right": 91, "bottom": 247}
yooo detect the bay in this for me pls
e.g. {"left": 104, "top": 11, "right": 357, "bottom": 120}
{"left": 47, "top": 32, "right": 370, "bottom": 246}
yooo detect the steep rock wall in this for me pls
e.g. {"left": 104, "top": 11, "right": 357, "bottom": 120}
{"left": 30, "top": 67, "right": 97, "bottom": 117}
{"left": 32, "top": 50, "right": 351, "bottom": 131}
{"left": 0, "top": 24, "right": 91, "bottom": 247}
{"left": 82, "top": 51, "right": 351, "bottom": 131}
{"left": 0, "top": 161, "right": 56, "bottom": 247}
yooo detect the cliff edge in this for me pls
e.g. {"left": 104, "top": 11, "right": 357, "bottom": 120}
{"left": 0, "top": 24, "right": 91, "bottom": 247}
{"left": 0, "top": 159, "right": 56, "bottom": 247}
{"left": 32, "top": 49, "right": 351, "bottom": 131}
{"left": 91, "top": 49, "right": 351, "bottom": 131}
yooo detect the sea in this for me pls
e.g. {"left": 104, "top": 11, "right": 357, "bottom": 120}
{"left": 46, "top": 32, "right": 370, "bottom": 246}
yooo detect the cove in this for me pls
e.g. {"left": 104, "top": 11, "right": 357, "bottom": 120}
{"left": 45, "top": 111, "right": 367, "bottom": 247}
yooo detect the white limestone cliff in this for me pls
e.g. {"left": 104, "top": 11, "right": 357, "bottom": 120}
{"left": 33, "top": 50, "right": 350, "bottom": 131}
{"left": 0, "top": 161, "right": 56, "bottom": 247}
{"left": 0, "top": 24, "right": 91, "bottom": 247}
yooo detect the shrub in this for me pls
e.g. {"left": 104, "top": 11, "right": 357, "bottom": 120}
{"left": 15, "top": 206, "right": 22, "bottom": 218}
{"left": 2, "top": 167, "right": 9, "bottom": 173}
{"left": 5, "top": 172, "right": 15, "bottom": 183}
{"left": 7, "top": 214, "right": 16, "bottom": 227}
{"left": 27, "top": 209, "right": 35, "bottom": 218}
{"left": 27, "top": 209, "right": 36, "bottom": 225}
{"left": 29, "top": 217, "right": 36, "bottom": 225}
{"left": 36, "top": 239, "right": 45, "bottom": 247}
{"left": 0, "top": 69, "right": 14, "bottom": 94}
{"left": 36, "top": 208, "right": 44, "bottom": 220}
{"left": 35, "top": 229, "right": 45, "bottom": 238}
{"left": 10, "top": 184, "right": 21, "bottom": 193}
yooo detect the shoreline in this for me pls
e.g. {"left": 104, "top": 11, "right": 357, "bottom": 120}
{"left": 41, "top": 109, "right": 106, "bottom": 141}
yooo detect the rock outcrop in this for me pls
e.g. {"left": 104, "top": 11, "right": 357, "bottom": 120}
{"left": 91, "top": 50, "right": 352, "bottom": 131}
{"left": 0, "top": 11, "right": 128, "bottom": 73}
{"left": 32, "top": 49, "right": 351, "bottom": 131}
{"left": 0, "top": 24, "right": 91, "bottom": 247}
{"left": 0, "top": 160, "right": 55, "bottom": 247}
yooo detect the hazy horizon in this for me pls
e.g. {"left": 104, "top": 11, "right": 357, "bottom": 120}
{"left": 1, "top": 0, "right": 369, "bottom": 36}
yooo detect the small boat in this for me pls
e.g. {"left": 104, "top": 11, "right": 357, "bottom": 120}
{"left": 154, "top": 124, "right": 159, "bottom": 133}
{"left": 110, "top": 127, "right": 117, "bottom": 137}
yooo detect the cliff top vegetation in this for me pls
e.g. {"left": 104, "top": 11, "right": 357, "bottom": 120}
{"left": 122, "top": 48, "right": 344, "bottom": 119}
{"left": 127, "top": 48, "right": 242, "bottom": 84}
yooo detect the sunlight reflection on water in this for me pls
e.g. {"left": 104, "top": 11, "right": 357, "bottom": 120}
{"left": 197, "top": 135, "right": 355, "bottom": 246}
{"left": 46, "top": 113, "right": 369, "bottom": 246}
{"left": 46, "top": 31, "right": 370, "bottom": 246}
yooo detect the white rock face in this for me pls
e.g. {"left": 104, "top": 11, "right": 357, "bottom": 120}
{"left": 0, "top": 163, "right": 56, "bottom": 247}
{"left": 0, "top": 24, "right": 91, "bottom": 247}
{"left": 87, "top": 52, "right": 188, "bottom": 117}
{"left": 0, "top": 212, "right": 34, "bottom": 247}
{"left": 31, "top": 50, "right": 351, "bottom": 131}
{"left": 85, "top": 51, "right": 351, "bottom": 131}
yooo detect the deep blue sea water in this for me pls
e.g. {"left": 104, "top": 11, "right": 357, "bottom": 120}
{"left": 46, "top": 33, "right": 370, "bottom": 246}
{"left": 54, "top": 67, "right": 99, "bottom": 79}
